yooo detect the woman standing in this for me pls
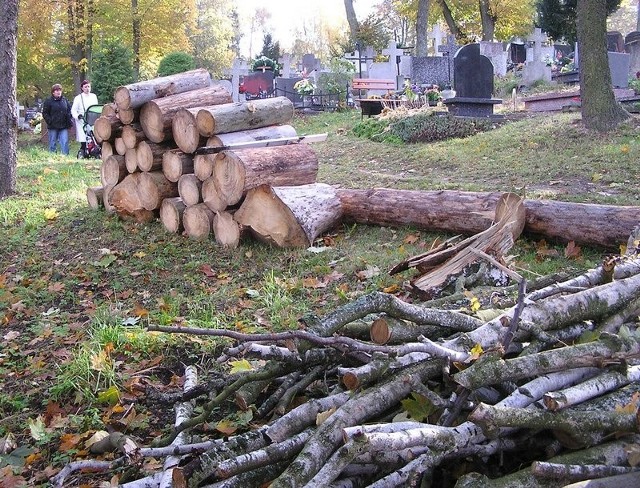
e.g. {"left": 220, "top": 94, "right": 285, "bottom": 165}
{"left": 71, "top": 80, "right": 99, "bottom": 157}
{"left": 42, "top": 84, "right": 72, "bottom": 155}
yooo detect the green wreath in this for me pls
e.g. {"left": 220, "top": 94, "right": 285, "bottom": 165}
{"left": 252, "top": 56, "right": 278, "bottom": 72}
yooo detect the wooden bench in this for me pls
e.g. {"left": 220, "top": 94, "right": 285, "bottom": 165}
{"left": 352, "top": 78, "right": 397, "bottom": 118}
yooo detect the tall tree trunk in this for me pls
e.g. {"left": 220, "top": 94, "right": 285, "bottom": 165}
{"left": 478, "top": 0, "right": 496, "bottom": 41}
{"left": 437, "top": 0, "right": 468, "bottom": 43}
{"left": 0, "top": 0, "right": 18, "bottom": 199}
{"left": 66, "top": 0, "right": 91, "bottom": 90}
{"left": 344, "top": 0, "right": 359, "bottom": 42}
{"left": 132, "top": 0, "right": 141, "bottom": 82}
{"left": 416, "top": 0, "right": 430, "bottom": 57}
{"left": 577, "top": 0, "right": 629, "bottom": 130}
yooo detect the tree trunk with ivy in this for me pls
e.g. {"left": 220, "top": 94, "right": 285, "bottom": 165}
{"left": 577, "top": 0, "right": 629, "bottom": 130}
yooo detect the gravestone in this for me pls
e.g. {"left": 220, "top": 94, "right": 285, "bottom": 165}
{"left": 523, "top": 28, "right": 552, "bottom": 85}
{"left": 480, "top": 41, "right": 507, "bottom": 76}
{"left": 278, "top": 53, "right": 292, "bottom": 79}
{"left": 436, "top": 35, "right": 458, "bottom": 85}
{"left": 608, "top": 52, "right": 630, "bottom": 88}
{"left": 301, "top": 54, "right": 321, "bottom": 76}
{"left": 625, "top": 31, "right": 640, "bottom": 77}
{"left": 428, "top": 25, "right": 445, "bottom": 56}
{"left": 382, "top": 40, "right": 411, "bottom": 80}
{"left": 411, "top": 57, "right": 451, "bottom": 87}
{"left": 226, "top": 59, "right": 250, "bottom": 102}
{"left": 509, "top": 42, "right": 526, "bottom": 64}
{"left": 443, "top": 43, "right": 502, "bottom": 117}
{"left": 607, "top": 31, "right": 625, "bottom": 53}
{"left": 275, "top": 77, "right": 303, "bottom": 106}
{"left": 241, "top": 71, "right": 275, "bottom": 99}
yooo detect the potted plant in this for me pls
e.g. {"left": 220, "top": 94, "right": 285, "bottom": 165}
{"left": 426, "top": 85, "right": 442, "bottom": 106}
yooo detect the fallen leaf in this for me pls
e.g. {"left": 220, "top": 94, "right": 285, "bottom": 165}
{"left": 564, "top": 241, "right": 582, "bottom": 259}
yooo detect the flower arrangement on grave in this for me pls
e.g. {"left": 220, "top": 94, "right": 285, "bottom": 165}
{"left": 29, "top": 112, "right": 43, "bottom": 128}
{"left": 294, "top": 78, "right": 315, "bottom": 96}
{"left": 402, "top": 79, "right": 419, "bottom": 102}
{"left": 251, "top": 56, "right": 277, "bottom": 72}
{"left": 426, "top": 85, "right": 442, "bottom": 103}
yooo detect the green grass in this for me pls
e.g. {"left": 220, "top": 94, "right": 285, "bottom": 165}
{"left": 0, "top": 110, "right": 635, "bottom": 477}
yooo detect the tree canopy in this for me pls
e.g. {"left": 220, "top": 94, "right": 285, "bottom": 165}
{"left": 537, "top": 0, "right": 622, "bottom": 43}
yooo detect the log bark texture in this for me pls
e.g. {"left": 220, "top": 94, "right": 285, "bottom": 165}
{"left": 139, "top": 84, "right": 232, "bottom": 143}
{"left": 114, "top": 68, "right": 212, "bottom": 111}
{"left": 337, "top": 188, "right": 640, "bottom": 250}
{"left": 212, "top": 143, "right": 319, "bottom": 207}
{"left": 234, "top": 183, "right": 343, "bottom": 248}
{"left": 205, "top": 124, "right": 298, "bottom": 149}
{"left": 195, "top": 97, "right": 294, "bottom": 137}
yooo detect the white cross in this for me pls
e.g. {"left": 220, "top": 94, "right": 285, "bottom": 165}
{"left": 428, "top": 25, "right": 444, "bottom": 56}
{"left": 226, "top": 59, "right": 249, "bottom": 102}
{"left": 278, "top": 54, "right": 292, "bottom": 78}
{"left": 527, "top": 28, "right": 548, "bottom": 63}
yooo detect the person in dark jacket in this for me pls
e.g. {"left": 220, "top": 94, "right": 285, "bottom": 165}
{"left": 42, "top": 84, "right": 72, "bottom": 155}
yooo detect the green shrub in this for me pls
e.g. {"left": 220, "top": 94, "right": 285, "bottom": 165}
{"left": 494, "top": 72, "right": 521, "bottom": 98}
{"left": 158, "top": 52, "right": 196, "bottom": 77}
{"left": 92, "top": 39, "right": 134, "bottom": 104}
{"left": 353, "top": 111, "right": 497, "bottom": 143}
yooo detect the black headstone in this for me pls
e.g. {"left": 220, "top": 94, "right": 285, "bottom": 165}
{"left": 453, "top": 44, "right": 494, "bottom": 99}
{"left": 510, "top": 43, "right": 526, "bottom": 64}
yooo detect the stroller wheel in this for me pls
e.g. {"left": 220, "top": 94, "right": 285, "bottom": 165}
{"left": 77, "top": 149, "right": 84, "bottom": 159}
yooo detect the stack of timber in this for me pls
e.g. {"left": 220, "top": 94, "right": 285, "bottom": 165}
{"left": 87, "top": 69, "right": 337, "bottom": 249}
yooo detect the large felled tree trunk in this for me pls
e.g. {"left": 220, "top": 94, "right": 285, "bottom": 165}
{"left": 114, "top": 68, "right": 212, "bottom": 111}
{"left": 0, "top": 0, "right": 17, "bottom": 199}
{"left": 577, "top": 0, "right": 629, "bottom": 130}
{"left": 337, "top": 188, "right": 640, "bottom": 250}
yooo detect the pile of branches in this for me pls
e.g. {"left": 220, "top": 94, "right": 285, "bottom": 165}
{"left": 52, "top": 233, "right": 640, "bottom": 487}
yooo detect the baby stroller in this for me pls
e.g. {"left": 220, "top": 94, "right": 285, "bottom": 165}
{"left": 77, "top": 104, "right": 103, "bottom": 159}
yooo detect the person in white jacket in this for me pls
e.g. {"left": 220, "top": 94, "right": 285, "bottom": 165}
{"left": 71, "top": 80, "right": 99, "bottom": 154}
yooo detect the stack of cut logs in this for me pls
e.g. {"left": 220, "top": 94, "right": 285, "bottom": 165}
{"left": 87, "top": 68, "right": 343, "bottom": 249}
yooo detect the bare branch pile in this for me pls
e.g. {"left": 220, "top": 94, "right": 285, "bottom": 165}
{"left": 51, "top": 233, "right": 640, "bottom": 486}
